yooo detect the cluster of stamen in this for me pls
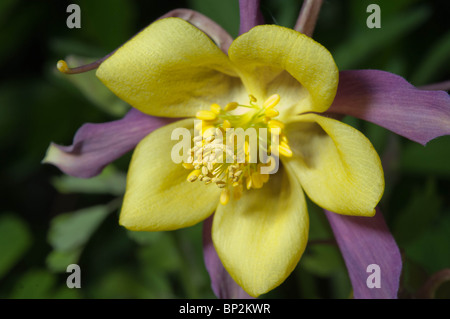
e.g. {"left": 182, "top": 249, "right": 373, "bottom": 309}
{"left": 183, "top": 94, "right": 292, "bottom": 205}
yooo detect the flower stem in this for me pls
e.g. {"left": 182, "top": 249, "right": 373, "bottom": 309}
{"left": 294, "top": 0, "right": 324, "bottom": 37}
{"left": 415, "top": 268, "right": 450, "bottom": 299}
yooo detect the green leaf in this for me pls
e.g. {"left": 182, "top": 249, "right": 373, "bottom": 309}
{"left": 126, "top": 229, "right": 163, "bottom": 245}
{"left": 78, "top": 0, "right": 136, "bottom": 52}
{"left": 299, "top": 200, "right": 344, "bottom": 277}
{"left": 411, "top": 30, "right": 450, "bottom": 85}
{"left": 137, "top": 233, "right": 181, "bottom": 273}
{"left": 435, "top": 280, "right": 450, "bottom": 299}
{"left": 90, "top": 268, "right": 155, "bottom": 299}
{"left": 400, "top": 136, "right": 450, "bottom": 177}
{"left": 46, "top": 249, "right": 82, "bottom": 273}
{"left": 187, "top": 0, "right": 239, "bottom": 38}
{"left": 349, "top": 0, "right": 421, "bottom": 28}
{"left": 51, "top": 286, "right": 82, "bottom": 299}
{"left": 333, "top": 6, "right": 430, "bottom": 69}
{"left": 49, "top": 38, "right": 107, "bottom": 59}
{"left": 51, "top": 165, "right": 126, "bottom": 195}
{"left": 54, "top": 55, "right": 129, "bottom": 117}
{"left": 0, "top": 3, "right": 40, "bottom": 67}
{"left": 300, "top": 244, "right": 344, "bottom": 277}
{"left": 400, "top": 257, "right": 429, "bottom": 297}
{"left": 9, "top": 269, "right": 56, "bottom": 299}
{"left": 405, "top": 213, "right": 450, "bottom": 274}
{"left": 0, "top": 0, "right": 19, "bottom": 21}
{"left": 363, "top": 121, "right": 389, "bottom": 155}
{"left": 48, "top": 205, "right": 112, "bottom": 252}
{"left": 0, "top": 213, "right": 32, "bottom": 279}
{"left": 392, "top": 179, "right": 441, "bottom": 246}
{"left": 265, "top": 0, "right": 301, "bottom": 28}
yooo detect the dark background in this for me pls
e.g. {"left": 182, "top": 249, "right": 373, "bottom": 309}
{"left": 0, "top": 0, "right": 449, "bottom": 298}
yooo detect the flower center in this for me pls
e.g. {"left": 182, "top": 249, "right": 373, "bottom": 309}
{"left": 183, "top": 94, "right": 292, "bottom": 205}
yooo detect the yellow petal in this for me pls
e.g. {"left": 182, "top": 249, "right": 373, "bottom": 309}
{"left": 212, "top": 165, "right": 308, "bottom": 297}
{"left": 120, "top": 119, "right": 220, "bottom": 231}
{"left": 97, "top": 18, "right": 245, "bottom": 117}
{"left": 228, "top": 25, "right": 338, "bottom": 119}
{"left": 285, "top": 114, "right": 384, "bottom": 216}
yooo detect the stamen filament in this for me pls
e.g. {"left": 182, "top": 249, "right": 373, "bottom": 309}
{"left": 56, "top": 51, "right": 114, "bottom": 74}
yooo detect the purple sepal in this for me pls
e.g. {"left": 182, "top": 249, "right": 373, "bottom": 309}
{"left": 325, "top": 208, "right": 402, "bottom": 299}
{"left": 203, "top": 215, "right": 254, "bottom": 299}
{"left": 43, "top": 108, "right": 176, "bottom": 178}
{"left": 327, "top": 70, "right": 450, "bottom": 145}
{"left": 239, "top": 0, "right": 264, "bottom": 35}
{"left": 159, "top": 9, "right": 233, "bottom": 53}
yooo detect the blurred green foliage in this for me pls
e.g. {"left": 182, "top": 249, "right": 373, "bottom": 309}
{"left": 0, "top": 0, "right": 449, "bottom": 299}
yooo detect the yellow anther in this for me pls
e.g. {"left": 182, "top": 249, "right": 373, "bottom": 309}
{"left": 263, "top": 94, "right": 281, "bottom": 109}
{"left": 224, "top": 102, "right": 238, "bottom": 112}
{"left": 220, "top": 189, "right": 230, "bottom": 205}
{"left": 187, "top": 170, "right": 201, "bottom": 182}
{"left": 56, "top": 60, "right": 69, "bottom": 73}
{"left": 222, "top": 120, "right": 231, "bottom": 129}
{"left": 186, "top": 96, "right": 286, "bottom": 194}
{"left": 196, "top": 110, "right": 217, "bottom": 121}
{"left": 256, "top": 165, "right": 270, "bottom": 176}
{"left": 261, "top": 173, "right": 269, "bottom": 183}
{"left": 203, "top": 176, "right": 211, "bottom": 183}
{"left": 264, "top": 109, "right": 279, "bottom": 118}
{"left": 251, "top": 172, "right": 264, "bottom": 189}
{"left": 268, "top": 119, "right": 285, "bottom": 130}
{"left": 279, "top": 142, "right": 293, "bottom": 158}
{"left": 182, "top": 163, "right": 194, "bottom": 170}
{"left": 269, "top": 127, "right": 281, "bottom": 135}
{"left": 195, "top": 120, "right": 214, "bottom": 132}
{"left": 202, "top": 125, "right": 215, "bottom": 136}
{"left": 215, "top": 127, "right": 225, "bottom": 137}
{"left": 216, "top": 180, "right": 226, "bottom": 188}
{"left": 193, "top": 135, "right": 203, "bottom": 142}
{"left": 210, "top": 103, "right": 222, "bottom": 114}
{"left": 246, "top": 176, "right": 252, "bottom": 190}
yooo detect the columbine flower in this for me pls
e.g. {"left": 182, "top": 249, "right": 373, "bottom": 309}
{"left": 53, "top": 16, "right": 385, "bottom": 297}
{"left": 44, "top": 2, "right": 450, "bottom": 298}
